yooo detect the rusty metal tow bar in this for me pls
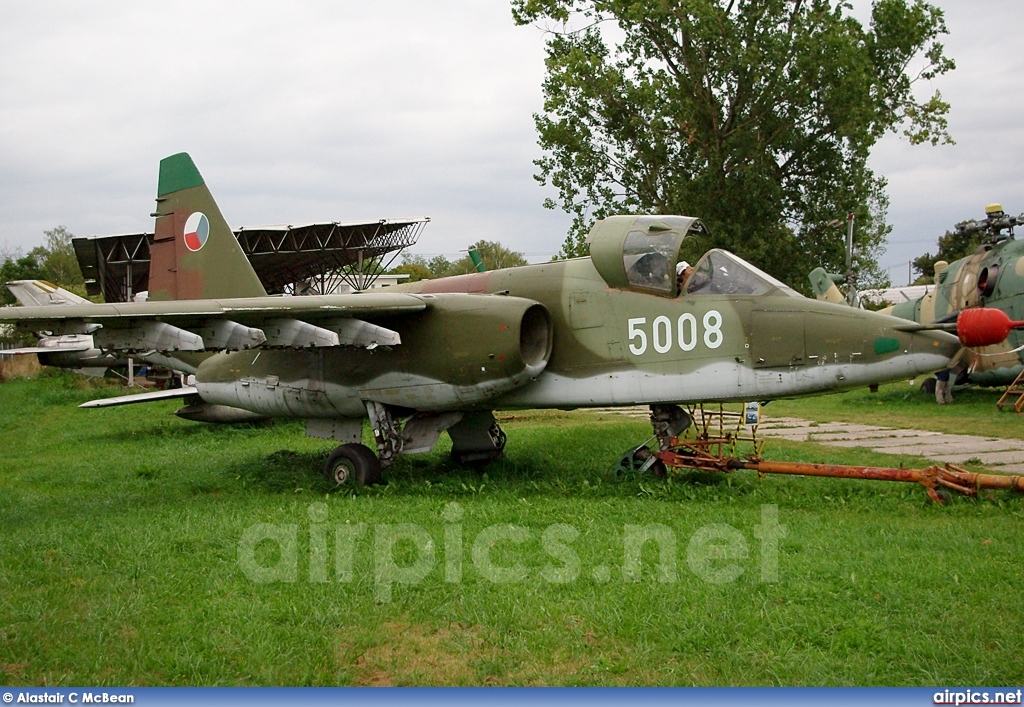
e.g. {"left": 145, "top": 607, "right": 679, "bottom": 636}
{"left": 636, "top": 404, "right": 1024, "bottom": 503}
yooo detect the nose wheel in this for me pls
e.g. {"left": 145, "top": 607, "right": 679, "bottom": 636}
{"left": 324, "top": 443, "right": 381, "bottom": 486}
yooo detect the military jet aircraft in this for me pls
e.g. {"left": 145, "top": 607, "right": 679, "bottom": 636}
{"left": 0, "top": 153, "right": 966, "bottom": 485}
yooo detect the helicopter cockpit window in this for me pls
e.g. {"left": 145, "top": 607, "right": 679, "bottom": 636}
{"left": 622, "top": 229, "right": 683, "bottom": 295}
{"left": 685, "top": 249, "right": 801, "bottom": 297}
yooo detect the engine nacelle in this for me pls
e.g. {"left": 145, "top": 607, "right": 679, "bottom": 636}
{"left": 367, "top": 293, "right": 553, "bottom": 406}
{"left": 194, "top": 293, "right": 555, "bottom": 416}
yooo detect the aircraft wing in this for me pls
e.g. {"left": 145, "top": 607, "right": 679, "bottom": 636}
{"left": 5, "top": 279, "right": 90, "bottom": 307}
{"left": 0, "top": 344, "right": 94, "bottom": 356}
{"left": 0, "top": 292, "right": 427, "bottom": 351}
{"left": 78, "top": 386, "right": 199, "bottom": 408}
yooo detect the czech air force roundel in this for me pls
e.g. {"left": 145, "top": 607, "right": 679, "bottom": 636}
{"left": 183, "top": 212, "right": 210, "bottom": 252}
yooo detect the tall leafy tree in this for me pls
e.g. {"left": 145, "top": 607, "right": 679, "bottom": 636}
{"left": 449, "top": 240, "right": 529, "bottom": 275}
{"left": 395, "top": 242, "right": 529, "bottom": 278}
{"left": 36, "top": 226, "right": 85, "bottom": 289}
{"left": 911, "top": 228, "right": 982, "bottom": 284}
{"left": 513, "top": 0, "right": 954, "bottom": 290}
{"left": 0, "top": 253, "right": 45, "bottom": 306}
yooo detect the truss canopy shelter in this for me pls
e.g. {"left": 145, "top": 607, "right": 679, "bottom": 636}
{"left": 73, "top": 232, "right": 151, "bottom": 304}
{"left": 73, "top": 219, "right": 428, "bottom": 302}
{"left": 237, "top": 219, "right": 427, "bottom": 295}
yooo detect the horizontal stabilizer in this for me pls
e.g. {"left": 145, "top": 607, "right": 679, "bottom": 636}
{"left": 79, "top": 386, "right": 198, "bottom": 409}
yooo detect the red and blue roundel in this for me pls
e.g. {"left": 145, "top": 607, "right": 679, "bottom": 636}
{"left": 183, "top": 212, "right": 210, "bottom": 252}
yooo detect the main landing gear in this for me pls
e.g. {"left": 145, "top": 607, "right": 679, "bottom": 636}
{"left": 324, "top": 443, "right": 381, "bottom": 486}
{"left": 321, "top": 405, "right": 508, "bottom": 487}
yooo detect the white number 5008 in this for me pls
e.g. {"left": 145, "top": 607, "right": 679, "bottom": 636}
{"left": 627, "top": 311, "right": 723, "bottom": 355}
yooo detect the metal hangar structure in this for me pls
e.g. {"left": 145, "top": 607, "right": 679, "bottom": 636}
{"left": 72, "top": 219, "right": 429, "bottom": 303}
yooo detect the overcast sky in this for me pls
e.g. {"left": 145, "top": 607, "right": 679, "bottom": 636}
{"left": 2, "top": 1, "right": 1022, "bottom": 285}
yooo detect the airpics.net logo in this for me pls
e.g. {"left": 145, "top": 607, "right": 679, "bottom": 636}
{"left": 183, "top": 212, "right": 209, "bottom": 252}
{"left": 934, "top": 689, "right": 1023, "bottom": 705}
{"left": 237, "top": 502, "right": 787, "bottom": 602}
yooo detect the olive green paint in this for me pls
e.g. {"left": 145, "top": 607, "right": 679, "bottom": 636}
{"left": 874, "top": 337, "right": 900, "bottom": 355}
{"left": 157, "top": 153, "right": 205, "bottom": 197}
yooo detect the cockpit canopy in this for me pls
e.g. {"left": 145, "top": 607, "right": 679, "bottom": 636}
{"left": 586, "top": 215, "right": 799, "bottom": 298}
{"left": 587, "top": 215, "right": 704, "bottom": 296}
{"left": 685, "top": 249, "right": 800, "bottom": 298}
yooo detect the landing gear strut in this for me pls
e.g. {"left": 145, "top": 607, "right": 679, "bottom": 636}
{"left": 321, "top": 406, "right": 509, "bottom": 484}
{"left": 612, "top": 405, "right": 692, "bottom": 478}
{"left": 366, "top": 401, "right": 403, "bottom": 469}
{"left": 324, "top": 402, "right": 403, "bottom": 486}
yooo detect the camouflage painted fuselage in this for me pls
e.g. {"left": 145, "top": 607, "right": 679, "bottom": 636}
{"left": 195, "top": 253, "right": 958, "bottom": 418}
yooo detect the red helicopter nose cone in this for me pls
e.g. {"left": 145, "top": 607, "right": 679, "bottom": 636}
{"left": 956, "top": 307, "right": 1023, "bottom": 347}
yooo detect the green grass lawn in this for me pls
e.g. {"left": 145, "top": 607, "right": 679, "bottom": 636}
{"left": 1, "top": 372, "right": 1022, "bottom": 686}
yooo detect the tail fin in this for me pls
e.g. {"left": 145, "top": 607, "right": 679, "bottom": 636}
{"left": 808, "top": 267, "right": 846, "bottom": 305}
{"left": 147, "top": 153, "right": 267, "bottom": 301}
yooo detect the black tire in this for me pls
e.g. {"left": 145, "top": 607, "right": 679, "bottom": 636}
{"left": 631, "top": 447, "right": 667, "bottom": 479}
{"left": 324, "top": 443, "right": 381, "bottom": 486}
{"left": 920, "top": 377, "right": 937, "bottom": 396}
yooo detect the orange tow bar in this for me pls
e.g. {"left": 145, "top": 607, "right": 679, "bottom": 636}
{"left": 656, "top": 439, "right": 1024, "bottom": 504}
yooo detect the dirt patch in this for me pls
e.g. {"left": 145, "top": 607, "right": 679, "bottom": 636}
{"left": 339, "top": 621, "right": 504, "bottom": 686}
{"left": 0, "top": 354, "right": 41, "bottom": 382}
{"left": 337, "top": 617, "right": 664, "bottom": 686}
{"left": 1, "top": 663, "right": 28, "bottom": 678}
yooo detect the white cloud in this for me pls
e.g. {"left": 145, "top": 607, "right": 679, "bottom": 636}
{"left": 0, "top": 1, "right": 571, "bottom": 259}
{"left": 871, "top": 0, "right": 1024, "bottom": 282}
{"left": 2, "top": 1, "right": 1023, "bottom": 274}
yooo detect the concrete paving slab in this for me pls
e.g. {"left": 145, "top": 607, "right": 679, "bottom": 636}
{"left": 760, "top": 425, "right": 892, "bottom": 440}
{"left": 808, "top": 423, "right": 891, "bottom": 433}
{"left": 928, "top": 440, "right": 1024, "bottom": 454}
{"left": 590, "top": 409, "right": 1024, "bottom": 473}
{"left": 761, "top": 432, "right": 826, "bottom": 442}
{"left": 824, "top": 436, "right": 947, "bottom": 449}
{"left": 797, "top": 423, "right": 873, "bottom": 433}
{"left": 805, "top": 430, "right": 923, "bottom": 442}
{"left": 757, "top": 418, "right": 814, "bottom": 428}
{"left": 929, "top": 450, "right": 1024, "bottom": 465}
